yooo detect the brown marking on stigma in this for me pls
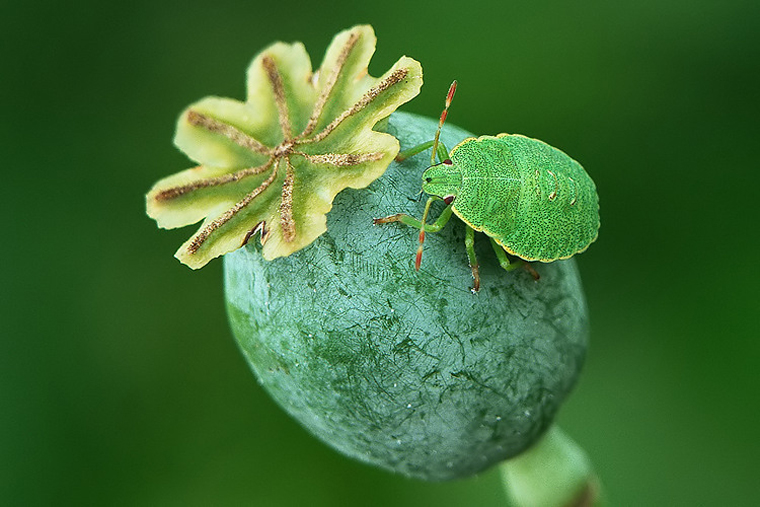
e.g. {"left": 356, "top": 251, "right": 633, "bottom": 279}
{"left": 262, "top": 55, "right": 292, "bottom": 138}
{"left": 241, "top": 221, "right": 269, "bottom": 247}
{"left": 187, "top": 160, "right": 280, "bottom": 254}
{"left": 186, "top": 110, "right": 271, "bottom": 154}
{"left": 154, "top": 158, "right": 275, "bottom": 201}
{"left": 300, "top": 31, "right": 360, "bottom": 138}
{"left": 273, "top": 140, "right": 295, "bottom": 157}
{"left": 279, "top": 158, "right": 296, "bottom": 242}
{"left": 298, "top": 151, "right": 384, "bottom": 166}
{"left": 307, "top": 67, "right": 409, "bottom": 143}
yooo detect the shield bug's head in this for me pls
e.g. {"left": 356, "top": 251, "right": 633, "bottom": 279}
{"left": 422, "top": 159, "right": 461, "bottom": 200}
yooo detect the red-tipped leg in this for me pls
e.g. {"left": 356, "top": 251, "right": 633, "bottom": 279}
{"left": 415, "top": 196, "right": 435, "bottom": 270}
{"left": 465, "top": 226, "right": 480, "bottom": 293}
{"left": 470, "top": 262, "right": 481, "bottom": 293}
{"left": 524, "top": 263, "right": 540, "bottom": 280}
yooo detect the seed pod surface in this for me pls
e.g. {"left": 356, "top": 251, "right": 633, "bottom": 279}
{"left": 224, "top": 111, "right": 588, "bottom": 481}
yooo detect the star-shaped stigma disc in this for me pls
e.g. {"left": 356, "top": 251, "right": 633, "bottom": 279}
{"left": 147, "top": 25, "right": 422, "bottom": 268}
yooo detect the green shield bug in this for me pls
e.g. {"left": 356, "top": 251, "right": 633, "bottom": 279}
{"left": 374, "top": 81, "right": 600, "bottom": 292}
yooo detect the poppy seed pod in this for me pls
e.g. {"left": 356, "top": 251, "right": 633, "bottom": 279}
{"left": 224, "top": 112, "right": 589, "bottom": 481}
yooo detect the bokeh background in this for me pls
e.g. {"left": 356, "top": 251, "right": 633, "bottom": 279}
{"left": 2, "top": 0, "right": 759, "bottom": 505}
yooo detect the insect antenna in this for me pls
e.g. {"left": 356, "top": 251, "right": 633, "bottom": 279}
{"left": 430, "top": 80, "right": 457, "bottom": 165}
{"left": 416, "top": 196, "right": 436, "bottom": 271}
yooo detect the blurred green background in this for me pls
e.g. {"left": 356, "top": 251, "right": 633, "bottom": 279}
{"left": 2, "top": 0, "right": 758, "bottom": 505}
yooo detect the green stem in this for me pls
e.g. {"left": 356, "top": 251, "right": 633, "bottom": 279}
{"left": 499, "top": 426, "right": 603, "bottom": 507}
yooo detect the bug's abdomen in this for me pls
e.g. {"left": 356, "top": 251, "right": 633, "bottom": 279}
{"left": 450, "top": 134, "right": 599, "bottom": 262}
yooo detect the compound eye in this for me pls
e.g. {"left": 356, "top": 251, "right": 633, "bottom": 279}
{"left": 443, "top": 159, "right": 453, "bottom": 166}
{"left": 425, "top": 177, "right": 432, "bottom": 183}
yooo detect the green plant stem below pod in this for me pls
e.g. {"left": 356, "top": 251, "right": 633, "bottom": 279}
{"left": 500, "top": 426, "right": 603, "bottom": 507}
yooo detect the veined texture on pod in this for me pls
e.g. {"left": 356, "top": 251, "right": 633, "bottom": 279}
{"left": 224, "top": 111, "right": 588, "bottom": 481}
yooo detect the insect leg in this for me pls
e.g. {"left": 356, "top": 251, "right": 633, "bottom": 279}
{"left": 488, "top": 238, "right": 520, "bottom": 272}
{"left": 488, "top": 238, "right": 540, "bottom": 280}
{"left": 372, "top": 200, "right": 454, "bottom": 232}
{"left": 373, "top": 198, "right": 455, "bottom": 271}
{"left": 465, "top": 226, "right": 480, "bottom": 293}
{"left": 395, "top": 140, "right": 435, "bottom": 162}
{"left": 395, "top": 140, "right": 451, "bottom": 163}
{"left": 523, "top": 264, "right": 540, "bottom": 280}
